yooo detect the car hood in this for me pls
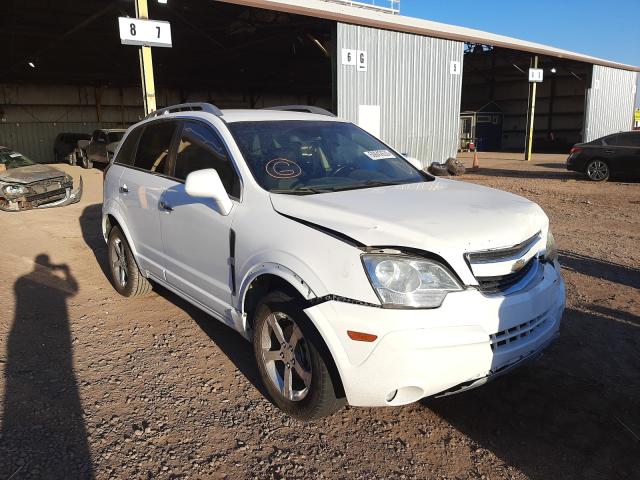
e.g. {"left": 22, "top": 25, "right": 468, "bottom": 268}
{"left": 0, "top": 164, "right": 66, "bottom": 184}
{"left": 269, "top": 178, "right": 548, "bottom": 255}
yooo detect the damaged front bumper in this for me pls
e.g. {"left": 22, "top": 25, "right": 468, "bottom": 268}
{"left": 0, "top": 176, "right": 83, "bottom": 212}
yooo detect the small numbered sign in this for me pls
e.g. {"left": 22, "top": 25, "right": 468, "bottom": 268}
{"left": 118, "top": 17, "right": 172, "bottom": 48}
{"left": 357, "top": 50, "right": 368, "bottom": 72}
{"left": 528, "top": 68, "right": 544, "bottom": 83}
{"left": 450, "top": 61, "right": 461, "bottom": 75}
{"left": 342, "top": 49, "right": 357, "bottom": 66}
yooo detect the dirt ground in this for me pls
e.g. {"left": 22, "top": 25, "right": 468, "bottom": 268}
{"left": 0, "top": 153, "right": 639, "bottom": 480}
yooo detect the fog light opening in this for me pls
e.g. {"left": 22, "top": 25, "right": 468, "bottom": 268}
{"left": 385, "top": 390, "right": 398, "bottom": 403}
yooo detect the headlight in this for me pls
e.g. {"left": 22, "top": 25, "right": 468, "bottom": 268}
{"left": 544, "top": 230, "right": 558, "bottom": 263}
{"left": 3, "top": 184, "right": 27, "bottom": 196}
{"left": 362, "top": 254, "right": 463, "bottom": 308}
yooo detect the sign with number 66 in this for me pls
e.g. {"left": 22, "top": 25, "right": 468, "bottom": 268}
{"left": 118, "top": 17, "right": 172, "bottom": 48}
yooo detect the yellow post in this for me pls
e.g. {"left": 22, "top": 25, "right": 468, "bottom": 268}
{"left": 525, "top": 55, "right": 539, "bottom": 161}
{"left": 135, "top": 0, "right": 157, "bottom": 115}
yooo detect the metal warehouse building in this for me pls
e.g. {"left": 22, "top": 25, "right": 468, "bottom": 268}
{"left": 1, "top": 0, "right": 638, "bottom": 166}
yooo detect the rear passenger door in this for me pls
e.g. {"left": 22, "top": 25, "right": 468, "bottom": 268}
{"left": 118, "top": 120, "right": 178, "bottom": 280}
{"left": 158, "top": 119, "right": 241, "bottom": 318}
{"left": 614, "top": 133, "right": 640, "bottom": 174}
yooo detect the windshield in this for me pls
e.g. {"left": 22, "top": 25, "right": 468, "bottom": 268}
{"left": 108, "top": 132, "right": 125, "bottom": 143}
{"left": 0, "top": 149, "right": 36, "bottom": 169}
{"left": 228, "top": 121, "right": 429, "bottom": 194}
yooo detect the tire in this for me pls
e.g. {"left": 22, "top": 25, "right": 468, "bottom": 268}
{"left": 107, "top": 226, "right": 152, "bottom": 297}
{"left": 585, "top": 159, "right": 609, "bottom": 182}
{"left": 428, "top": 162, "right": 449, "bottom": 176}
{"left": 445, "top": 157, "right": 466, "bottom": 176}
{"left": 81, "top": 151, "right": 92, "bottom": 169}
{"left": 253, "top": 290, "right": 345, "bottom": 420}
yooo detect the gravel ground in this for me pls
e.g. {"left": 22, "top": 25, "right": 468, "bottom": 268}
{"left": 0, "top": 154, "right": 639, "bottom": 480}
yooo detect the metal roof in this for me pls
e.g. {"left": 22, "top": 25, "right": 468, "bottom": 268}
{"left": 220, "top": 0, "right": 640, "bottom": 72}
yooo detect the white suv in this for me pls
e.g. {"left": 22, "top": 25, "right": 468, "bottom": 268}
{"left": 103, "top": 103, "right": 565, "bottom": 420}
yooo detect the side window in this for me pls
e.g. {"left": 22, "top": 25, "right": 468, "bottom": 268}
{"left": 133, "top": 121, "right": 176, "bottom": 173}
{"left": 616, "top": 133, "right": 639, "bottom": 147}
{"left": 91, "top": 130, "right": 100, "bottom": 142}
{"left": 114, "top": 127, "right": 142, "bottom": 166}
{"left": 603, "top": 134, "right": 621, "bottom": 146}
{"left": 173, "top": 121, "right": 240, "bottom": 198}
{"left": 97, "top": 131, "right": 108, "bottom": 143}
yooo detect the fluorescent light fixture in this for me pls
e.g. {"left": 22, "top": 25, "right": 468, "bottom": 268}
{"left": 157, "top": 0, "right": 168, "bottom": 3}
{"left": 28, "top": 61, "right": 35, "bottom": 68}
{"left": 550, "top": 67, "right": 557, "bottom": 74}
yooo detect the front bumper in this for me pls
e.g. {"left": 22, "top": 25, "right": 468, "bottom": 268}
{"left": 303, "top": 261, "right": 565, "bottom": 407}
{"left": 0, "top": 176, "right": 83, "bottom": 212}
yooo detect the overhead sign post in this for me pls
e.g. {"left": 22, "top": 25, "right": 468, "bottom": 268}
{"left": 118, "top": 0, "right": 172, "bottom": 116}
{"left": 524, "top": 56, "right": 540, "bottom": 161}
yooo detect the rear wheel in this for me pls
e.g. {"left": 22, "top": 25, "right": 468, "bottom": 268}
{"left": 107, "top": 226, "right": 152, "bottom": 297}
{"left": 585, "top": 159, "right": 609, "bottom": 182}
{"left": 253, "top": 290, "right": 344, "bottom": 420}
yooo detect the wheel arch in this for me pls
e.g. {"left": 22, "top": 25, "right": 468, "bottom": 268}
{"left": 243, "top": 272, "right": 346, "bottom": 400}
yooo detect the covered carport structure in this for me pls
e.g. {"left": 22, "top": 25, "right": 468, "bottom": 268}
{"left": 1, "top": 0, "right": 638, "bottom": 165}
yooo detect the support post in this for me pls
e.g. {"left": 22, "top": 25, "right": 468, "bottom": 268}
{"left": 135, "top": 0, "right": 156, "bottom": 115}
{"left": 524, "top": 55, "right": 538, "bottom": 161}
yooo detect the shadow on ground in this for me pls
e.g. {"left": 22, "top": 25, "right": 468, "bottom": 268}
{"left": 78, "top": 204, "right": 269, "bottom": 401}
{"left": 423, "top": 304, "right": 640, "bottom": 480}
{"left": 0, "top": 255, "right": 94, "bottom": 479}
{"left": 559, "top": 250, "right": 640, "bottom": 289}
{"left": 80, "top": 203, "right": 110, "bottom": 280}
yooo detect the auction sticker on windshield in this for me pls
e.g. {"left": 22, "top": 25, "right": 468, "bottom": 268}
{"left": 363, "top": 150, "right": 396, "bottom": 160}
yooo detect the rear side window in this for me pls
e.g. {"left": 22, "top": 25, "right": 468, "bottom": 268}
{"left": 616, "top": 133, "right": 640, "bottom": 147}
{"left": 133, "top": 121, "right": 176, "bottom": 173}
{"left": 172, "top": 121, "right": 240, "bottom": 198}
{"left": 115, "top": 127, "right": 142, "bottom": 166}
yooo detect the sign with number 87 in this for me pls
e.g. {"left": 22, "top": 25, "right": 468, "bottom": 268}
{"left": 118, "top": 17, "right": 172, "bottom": 48}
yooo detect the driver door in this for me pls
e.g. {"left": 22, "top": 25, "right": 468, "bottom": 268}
{"left": 159, "top": 119, "right": 242, "bottom": 317}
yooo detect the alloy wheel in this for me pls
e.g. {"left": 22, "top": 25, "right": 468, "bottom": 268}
{"left": 111, "top": 238, "right": 128, "bottom": 287}
{"left": 259, "top": 312, "right": 312, "bottom": 402}
{"left": 587, "top": 160, "right": 608, "bottom": 181}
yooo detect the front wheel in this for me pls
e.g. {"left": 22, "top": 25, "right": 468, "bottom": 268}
{"left": 253, "top": 290, "right": 344, "bottom": 420}
{"left": 585, "top": 159, "right": 609, "bottom": 182}
{"left": 107, "top": 226, "right": 152, "bottom": 297}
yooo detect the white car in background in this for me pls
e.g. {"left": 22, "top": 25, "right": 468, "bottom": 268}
{"left": 102, "top": 103, "right": 565, "bottom": 420}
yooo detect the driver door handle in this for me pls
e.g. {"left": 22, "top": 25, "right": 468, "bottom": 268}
{"left": 160, "top": 200, "right": 173, "bottom": 212}
{"left": 119, "top": 184, "right": 129, "bottom": 193}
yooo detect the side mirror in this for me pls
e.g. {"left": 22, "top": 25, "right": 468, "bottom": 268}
{"left": 404, "top": 156, "right": 423, "bottom": 170}
{"left": 185, "top": 168, "right": 233, "bottom": 216}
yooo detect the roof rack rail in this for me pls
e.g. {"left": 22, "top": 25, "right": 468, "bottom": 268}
{"left": 264, "top": 105, "right": 336, "bottom": 117}
{"left": 145, "top": 102, "right": 223, "bottom": 119}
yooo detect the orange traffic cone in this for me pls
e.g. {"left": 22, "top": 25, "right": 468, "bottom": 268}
{"left": 472, "top": 149, "right": 479, "bottom": 170}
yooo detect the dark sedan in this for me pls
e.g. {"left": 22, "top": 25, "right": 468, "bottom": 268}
{"left": 567, "top": 131, "right": 640, "bottom": 181}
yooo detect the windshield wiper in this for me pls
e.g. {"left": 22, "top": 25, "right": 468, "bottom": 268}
{"left": 330, "top": 180, "right": 400, "bottom": 192}
{"left": 271, "top": 186, "right": 336, "bottom": 195}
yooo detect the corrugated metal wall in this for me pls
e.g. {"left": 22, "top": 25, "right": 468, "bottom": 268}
{"left": 584, "top": 65, "right": 638, "bottom": 142}
{"left": 0, "top": 122, "right": 122, "bottom": 164}
{"left": 337, "top": 23, "right": 464, "bottom": 166}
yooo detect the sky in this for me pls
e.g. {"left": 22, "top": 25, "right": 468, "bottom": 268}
{"left": 398, "top": 0, "right": 640, "bottom": 107}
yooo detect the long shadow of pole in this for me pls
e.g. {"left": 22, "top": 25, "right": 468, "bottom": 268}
{"left": 0, "top": 255, "right": 94, "bottom": 479}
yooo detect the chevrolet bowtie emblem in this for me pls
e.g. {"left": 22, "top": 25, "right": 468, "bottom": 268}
{"left": 512, "top": 259, "right": 526, "bottom": 273}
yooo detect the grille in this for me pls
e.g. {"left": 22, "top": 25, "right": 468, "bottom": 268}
{"left": 466, "top": 232, "right": 540, "bottom": 264}
{"left": 490, "top": 311, "right": 548, "bottom": 351}
{"left": 26, "top": 188, "right": 67, "bottom": 204}
{"left": 476, "top": 257, "right": 537, "bottom": 294}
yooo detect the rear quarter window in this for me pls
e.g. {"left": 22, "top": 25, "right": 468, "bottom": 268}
{"left": 133, "top": 121, "right": 176, "bottom": 173}
{"left": 114, "top": 128, "right": 143, "bottom": 166}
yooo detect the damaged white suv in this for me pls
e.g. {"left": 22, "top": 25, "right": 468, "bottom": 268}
{"left": 103, "top": 103, "right": 565, "bottom": 420}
